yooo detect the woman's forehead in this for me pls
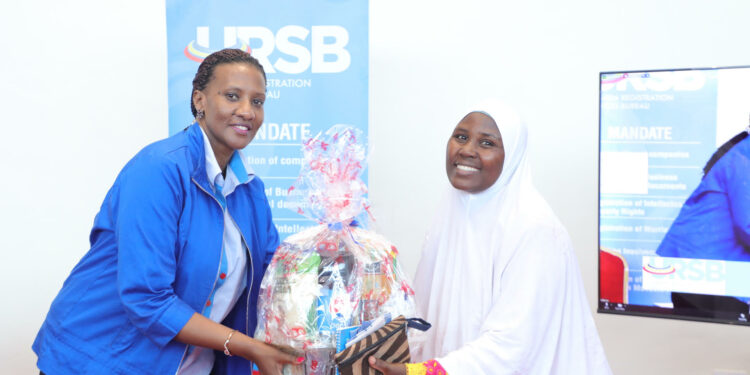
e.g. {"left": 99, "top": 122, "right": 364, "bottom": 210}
{"left": 455, "top": 111, "right": 500, "bottom": 135}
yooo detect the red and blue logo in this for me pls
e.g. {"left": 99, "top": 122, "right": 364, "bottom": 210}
{"left": 184, "top": 40, "right": 252, "bottom": 63}
{"left": 642, "top": 262, "right": 676, "bottom": 275}
{"left": 601, "top": 73, "right": 628, "bottom": 84}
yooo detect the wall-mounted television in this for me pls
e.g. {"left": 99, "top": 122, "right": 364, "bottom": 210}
{"left": 598, "top": 66, "right": 750, "bottom": 325}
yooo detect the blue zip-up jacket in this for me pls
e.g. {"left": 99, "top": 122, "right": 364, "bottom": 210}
{"left": 656, "top": 135, "right": 750, "bottom": 260}
{"left": 33, "top": 124, "right": 279, "bottom": 374}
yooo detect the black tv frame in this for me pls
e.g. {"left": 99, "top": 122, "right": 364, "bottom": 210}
{"left": 596, "top": 65, "right": 750, "bottom": 327}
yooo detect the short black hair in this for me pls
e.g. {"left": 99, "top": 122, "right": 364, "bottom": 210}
{"left": 703, "top": 130, "right": 748, "bottom": 177}
{"left": 190, "top": 48, "right": 267, "bottom": 117}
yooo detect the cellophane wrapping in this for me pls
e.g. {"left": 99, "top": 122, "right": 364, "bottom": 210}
{"left": 254, "top": 125, "right": 416, "bottom": 374}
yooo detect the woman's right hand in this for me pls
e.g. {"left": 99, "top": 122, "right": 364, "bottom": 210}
{"left": 243, "top": 340, "right": 303, "bottom": 375}
{"left": 368, "top": 356, "right": 407, "bottom": 375}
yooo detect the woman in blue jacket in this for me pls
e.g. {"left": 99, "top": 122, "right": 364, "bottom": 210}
{"left": 33, "top": 49, "right": 302, "bottom": 375}
{"left": 656, "top": 128, "right": 750, "bottom": 261}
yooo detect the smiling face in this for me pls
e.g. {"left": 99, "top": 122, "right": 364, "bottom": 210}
{"left": 192, "top": 62, "right": 266, "bottom": 169}
{"left": 445, "top": 112, "right": 505, "bottom": 193}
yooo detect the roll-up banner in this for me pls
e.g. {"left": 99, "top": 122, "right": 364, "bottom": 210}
{"left": 166, "top": 0, "right": 369, "bottom": 238}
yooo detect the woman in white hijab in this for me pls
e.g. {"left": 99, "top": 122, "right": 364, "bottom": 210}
{"left": 370, "top": 99, "right": 611, "bottom": 374}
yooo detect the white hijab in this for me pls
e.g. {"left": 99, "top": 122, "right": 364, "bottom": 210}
{"left": 411, "top": 99, "right": 611, "bottom": 374}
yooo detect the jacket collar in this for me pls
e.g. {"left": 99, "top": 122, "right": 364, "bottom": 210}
{"left": 187, "top": 123, "right": 256, "bottom": 192}
{"left": 186, "top": 123, "right": 212, "bottom": 190}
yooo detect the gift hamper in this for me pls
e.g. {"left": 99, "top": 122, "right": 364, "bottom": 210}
{"left": 255, "top": 126, "right": 422, "bottom": 374}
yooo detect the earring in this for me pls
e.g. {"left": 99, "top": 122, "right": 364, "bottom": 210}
{"left": 196, "top": 110, "right": 205, "bottom": 119}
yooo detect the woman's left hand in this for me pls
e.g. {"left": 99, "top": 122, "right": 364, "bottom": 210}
{"left": 368, "top": 356, "right": 406, "bottom": 375}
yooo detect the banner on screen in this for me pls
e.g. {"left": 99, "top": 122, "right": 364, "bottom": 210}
{"left": 598, "top": 67, "right": 750, "bottom": 325}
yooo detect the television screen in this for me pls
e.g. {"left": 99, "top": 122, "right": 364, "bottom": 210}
{"left": 598, "top": 66, "right": 750, "bottom": 325}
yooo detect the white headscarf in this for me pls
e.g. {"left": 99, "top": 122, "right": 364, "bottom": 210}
{"left": 411, "top": 99, "right": 611, "bottom": 375}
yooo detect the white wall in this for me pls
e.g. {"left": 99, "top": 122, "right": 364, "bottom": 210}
{"left": 0, "top": 1, "right": 168, "bottom": 373}
{"left": 2, "top": 0, "right": 749, "bottom": 373}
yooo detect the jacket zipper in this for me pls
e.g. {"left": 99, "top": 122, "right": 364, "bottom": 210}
{"left": 238, "top": 224, "right": 254, "bottom": 373}
{"left": 174, "top": 178, "right": 226, "bottom": 374}
{"left": 225, "top": 213, "right": 255, "bottom": 371}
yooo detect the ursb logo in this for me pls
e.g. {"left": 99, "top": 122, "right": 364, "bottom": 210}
{"left": 641, "top": 256, "right": 727, "bottom": 295}
{"left": 601, "top": 71, "right": 706, "bottom": 92}
{"left": 184, "top": 26, "right": 351, "bottom": 74}
{"left": 643, "top": 258, "right": 724, "bottom": 282}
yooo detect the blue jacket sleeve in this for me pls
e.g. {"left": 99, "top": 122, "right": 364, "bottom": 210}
{"left": 724, "top": 148, "right": 750, "bottom": 247}
{"left": 113, "top": 154, "right": 196, "bottom": 348}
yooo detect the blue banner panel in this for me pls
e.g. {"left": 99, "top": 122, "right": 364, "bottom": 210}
{"left": 166, "top": 0, "right": 369, "bottom": 238}
{"left": 599, "top": 70, "right": 719, "bottom": 306}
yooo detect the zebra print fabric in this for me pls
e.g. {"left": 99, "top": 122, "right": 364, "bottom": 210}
{"left": 335, "top": 316, "right": 411, "bottom": 375}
